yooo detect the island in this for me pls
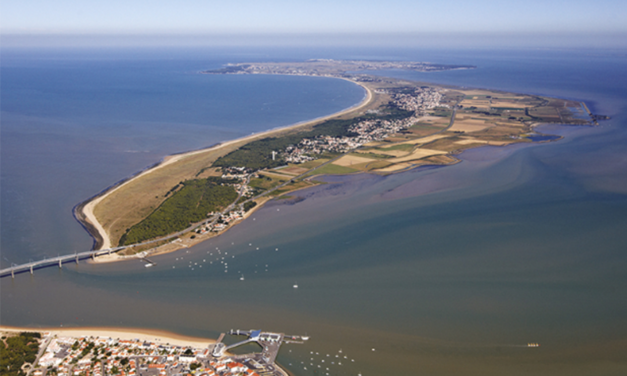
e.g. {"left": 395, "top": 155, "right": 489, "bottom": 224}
{"left": 71, "top": 60, "right": 596, "bottom": 264}
{"left": 0, "top": 326, "right": 305, "bottom": 376}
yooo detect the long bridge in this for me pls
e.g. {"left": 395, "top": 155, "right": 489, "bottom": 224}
{"left": 0, "top": 247, "right": 126, "bottom": 279}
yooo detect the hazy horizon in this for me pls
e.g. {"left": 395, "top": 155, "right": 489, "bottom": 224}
{"left": 3, "top": 31, "right": 627, "bottom": 50}
{"left": 2, "top": 0, "right": 627, "bottom": 50}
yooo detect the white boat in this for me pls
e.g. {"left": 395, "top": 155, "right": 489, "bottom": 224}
{"left": 293, "top": 284, "right": 298, "bottom": 289}
{"left": 240, "top": 275, "right": 245, "bottom": 281}
{"left": 144, "top": 263, "right": 153, "bottom": 268}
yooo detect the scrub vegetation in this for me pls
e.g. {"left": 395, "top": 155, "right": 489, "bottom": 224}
{"left": 0, "top": 332, "right": 41, "bottom": 376}
{"left": 119, "top": 178, "right": 238, "bottom": 245}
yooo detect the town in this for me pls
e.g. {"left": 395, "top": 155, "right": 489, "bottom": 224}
{"left": 30, "top": 329, "right": 305, "bottom": 376}
{"left": 156, "top": 86, "right": 445, "bottom": 237}
{"left": 283, "top": 86, "right": 444, "bottom": 163}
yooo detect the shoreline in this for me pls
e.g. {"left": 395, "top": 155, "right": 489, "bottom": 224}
{"left": 80, "top": 120, "right": 566, "bottom": 264}
{"left": 75, "top": 71, "right": 588, "bottom": 264}
{"left": 77, "top": 79, "right": 373, "bottom": 252}
{"left": 89, "top": 195, "right": 274, "bottom": 264}
{"left": 0, "top": 325, "right": 217, "bottom": 348}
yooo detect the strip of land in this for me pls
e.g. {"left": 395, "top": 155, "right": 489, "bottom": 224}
{"left": 75, "top": 60, "right": 594, "bottom": 263}
{"left": 76, "top": 80, "right": 373, "bottom": 252}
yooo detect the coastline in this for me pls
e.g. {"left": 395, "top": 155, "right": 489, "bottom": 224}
{"left": 89, "top": 195, "right": 274, "bottom": 264}
{"left": 75, "top": 70, "right": 589, "bottom": 264}
{"left": 0, "top": 325, "right": 217, "bottom": 348}
{"left": 77, "top": 79, "right": 373, "bottom": 252}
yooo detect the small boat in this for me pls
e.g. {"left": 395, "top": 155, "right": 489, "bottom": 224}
{"left": 293, "top": 284, "right": 298, "bottom": 289}
{"left": 240, "top": 275, "right": 245, "bottom": 281}
{"left": 144, "top": 263, "right": 153, "bottom": 268}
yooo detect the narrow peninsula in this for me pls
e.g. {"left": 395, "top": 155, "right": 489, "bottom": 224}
{"left": 74, "top": 60, "right": 597, "bottom": 263}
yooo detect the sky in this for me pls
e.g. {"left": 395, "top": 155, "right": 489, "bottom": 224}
{"left": 2, "top": 0, "right": 627, "bottom": 47}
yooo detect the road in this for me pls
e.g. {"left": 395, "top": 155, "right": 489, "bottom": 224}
{"left": 26, "top": 335, "right": 54, "bottom": 376}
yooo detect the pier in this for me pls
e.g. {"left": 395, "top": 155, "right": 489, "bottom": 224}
{"left": 209, "top": 329, "right": 309, "bottom": 374}
{"left": 0, "top": 247, "right": 125, "bottom": 278}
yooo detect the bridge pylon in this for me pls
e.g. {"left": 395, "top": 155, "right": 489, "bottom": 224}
{"left": 30, "top": 265, "right": 33, "bottom": 274}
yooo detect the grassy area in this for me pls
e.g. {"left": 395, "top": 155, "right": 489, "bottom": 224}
{"left": 119, "top": 178, "right": 238, "bottom": 245}
{"left": 410, "top": 122, "right": 442, "bottom": 130}
{"left": 355, "top": 152, "right": 395, "bottom": 159}
{"left": 307, "top": 163, "right": 358, "bottom": 176}
{"left": 249, "top": 175, "right": 286, "bottom": 190}
{"left": 430, "top": 107, "right": 452, "bottom": 117}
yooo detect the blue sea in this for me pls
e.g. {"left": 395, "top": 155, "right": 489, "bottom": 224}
{"left": 1, "top": 46, "right": 627, "bottom": 376}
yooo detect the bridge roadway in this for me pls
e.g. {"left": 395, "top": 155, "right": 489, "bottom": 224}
{"left": 0, "top": 246, "right": 126, "bottom": 278}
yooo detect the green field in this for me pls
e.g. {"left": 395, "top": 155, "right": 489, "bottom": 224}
{"left": 249, "top": 175, "right": 286, "bottom": 190}
{"left": 308, "top": 163, "right": 358, "bottom": 176}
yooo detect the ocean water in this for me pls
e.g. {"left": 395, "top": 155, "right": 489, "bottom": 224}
{"left": 2, "top": 46, "right": 627, "bottom": 376}
{"left": 1, "top": 47, "right": 366, "bottom": 265}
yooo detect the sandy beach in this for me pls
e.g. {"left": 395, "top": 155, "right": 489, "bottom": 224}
{"left": 0, "top": 326, "right": 217, "bottom": 348}
{"left": 79, "top": 78, "right": 372, "bottom": 252}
